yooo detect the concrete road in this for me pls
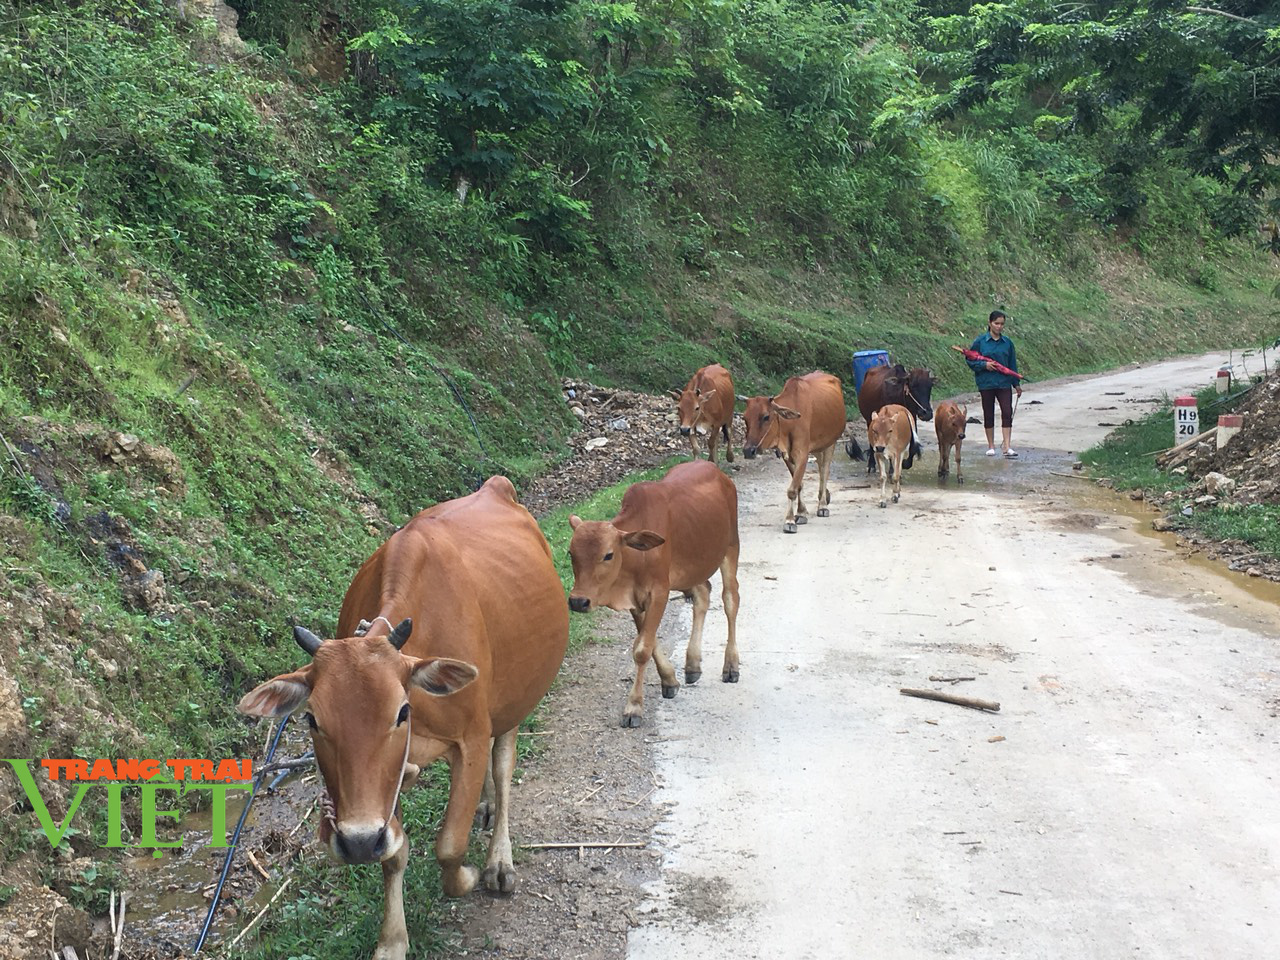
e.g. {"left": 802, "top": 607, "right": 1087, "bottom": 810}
{"left": 626, "top": 351, "right": 1280, "bottom": 960}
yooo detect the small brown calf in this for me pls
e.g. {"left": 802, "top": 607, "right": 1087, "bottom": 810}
{"left": 868, "top": 403, "right": 915, "bottom": 508}
{"left": 934, "top": 401, "right": 968, "bottom": 483}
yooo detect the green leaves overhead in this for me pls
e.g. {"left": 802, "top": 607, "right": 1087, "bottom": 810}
{"left": 357, "top": 0, "right": 592, "bottom": 183}
{"left": 919, "top": 1, "right": 1280, "bottom": 238}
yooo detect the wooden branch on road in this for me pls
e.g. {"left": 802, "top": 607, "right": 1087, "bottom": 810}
{"left": 521, "top": 841, "right": 646, "bottom": 850}
{"left": 900, "top": 688, "right": 1000, "bottom": 712}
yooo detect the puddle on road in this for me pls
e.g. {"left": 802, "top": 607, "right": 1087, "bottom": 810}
{"left": 901, "top": 438, "right": 1280, "bottom": 627}
{"left": 1070, "top": 483, "right": 1280, "bottom": 622}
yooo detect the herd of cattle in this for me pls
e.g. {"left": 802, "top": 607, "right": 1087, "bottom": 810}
{"left": 236, "top": 359, "right": 966, "bottom": 960}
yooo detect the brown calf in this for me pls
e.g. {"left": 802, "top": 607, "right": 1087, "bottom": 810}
{"left": 673, "top": 363, "right": 736, "bottom": 463}
{"left": 869, "top": 403, "right": 916, "bottom": 507}
{"left": 567, "top": 460, "right": 740, "bottom": 727}
{"left": 237, "top": 477, "right": 568, "bottom": 960}
{"left": 740, "top": 371, "right": 846, "bottom": 533}
{"left": 934, "top": 400, "right": 968, "bottom": 483}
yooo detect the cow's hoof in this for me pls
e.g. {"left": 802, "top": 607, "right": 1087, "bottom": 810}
{"left": 957, "top": 477, "right": 964, "bottom": 484}
{"left": 483, "top": 862, "right": 517, "bottom": 895}
{"left": 661, "top": 683, "right": 679, "bottom": 699}
{"left": 620, "top": 713, "right": 643, "bottom": 728}
{"left": 722, "top": 669, "right": 739, "bottom": 683}
{"left": 685, "top": 669, "right": 702, "bottom": 685}
{"left": 795, "top": 515, "right": 808, "bottom": 525}
{"left": 784, "top": 522, "right": 797, "bottom": 534}
{"left": 817, "top": 507, "right": 830, "bottom": 518}
{"left": 893, "top": 494, "right": 900, "bottom": 503}
{"left": 443, "top": 864, "right": 480, "bottom": 897}
{"left": 879, "top": 501, "right": 887, "bottom": 509}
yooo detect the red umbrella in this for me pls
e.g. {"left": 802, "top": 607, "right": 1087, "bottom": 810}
{"left": 951, "top": 345, "right": 1025, "bottom": 380}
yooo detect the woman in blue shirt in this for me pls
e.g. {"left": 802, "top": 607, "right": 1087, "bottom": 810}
{"left": 967, "top": 310, "right": 1023, "bottom": 458}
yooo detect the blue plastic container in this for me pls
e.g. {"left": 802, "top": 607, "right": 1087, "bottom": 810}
{"left": 852, "top": 349, "right": 890, "bottom": 394}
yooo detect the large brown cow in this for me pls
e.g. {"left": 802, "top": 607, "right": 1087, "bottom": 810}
{"left": 935, "top": 400, "right": 968, "bottom": 483}
{"left": 672, "top": 363, "right": 736, "bottom": 463}
{"left": 567, "top": 460, "right": 740, "bottom": 727}
{"left": 237, "top": 477, "right": 568, "bottom": 960}
{"left": 848, "top": 364, "right": 936, "bottom": 472}
{"left": 869, "top": 403, "right": 915, "bottom": 508}
{"left": 740, "top": 371, "right": 846, "bottom": 533}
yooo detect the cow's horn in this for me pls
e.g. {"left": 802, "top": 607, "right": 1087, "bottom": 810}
{"left": 293, "top": 625, "right": 324, "bottom": 656}
{"left": 388, "top": 618, "right": 413, "bottom": 650}
{"left": 736, "top": 394, "right": 748, "bottom": 402}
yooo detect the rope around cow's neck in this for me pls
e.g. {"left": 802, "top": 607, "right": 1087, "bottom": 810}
{"left": 902, "top": 382, "right": 928, "bottom": 420}
{"left": 900, "top": 384, "right": 923, "bottom": 446}
{"left": 354, "top": 615, "right": 395, "bottom": 637}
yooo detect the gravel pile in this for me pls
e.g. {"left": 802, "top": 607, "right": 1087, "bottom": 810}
{"left": 520, "top": 379, "right": 726, "bottom": 518}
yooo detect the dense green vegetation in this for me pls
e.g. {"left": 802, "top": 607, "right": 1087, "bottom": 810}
{"left": 1, "top": 0, "right": 1278, "bottom": 951}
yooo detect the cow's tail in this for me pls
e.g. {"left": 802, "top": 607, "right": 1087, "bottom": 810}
{"left": 721, "top": 422, "right": 730, "bottom": 444}
{"left": 904, "top": 437, "right": 923, "bottom": 469}
{"left": 903, "top": 416, "right": 922, "bottom": 469}
{"left": 845, "top": 436, "right": 865, "bottom": 461}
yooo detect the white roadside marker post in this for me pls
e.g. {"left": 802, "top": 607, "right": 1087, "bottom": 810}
{"left": 1173, "top": 396, "right": 1198, "bottom": 445}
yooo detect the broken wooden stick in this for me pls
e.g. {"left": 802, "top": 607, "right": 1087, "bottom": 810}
{"left": 227, "top": 878, "right": 293, "bottom": 950}
{"left": 1157, "top": 424, "right": 1217, "bottom": 457}
{"left": 1155, "top": 426, "right": 1217, "bottom": 466}
{"left": 521, "top": 841, "right": 646, "bottom": 850}
{"left": 247, "top": 849, "right": 271, "bottom": 881}
{"left": 109, "top": 893, "right": 127, "bottom": 960}
{"left": 928, "top": 675, "right": 975, "bottom": 684}
{"left": 900, "top": 688, "right": 1000, "bottom": 712}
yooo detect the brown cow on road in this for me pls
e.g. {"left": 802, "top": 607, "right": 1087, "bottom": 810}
{"left": 848, "top": 364, "right": 936, "bottom": 472}
{"left": 238, "top": 477, "right": 568, "bottom": 960}
{"left": 870, "top": 403, "right": 916, "bottom": 507}
{"left": 567, "top": 460, "right": 740, "bottom": 727}
{"left": 935, "top": 400, "right": 968, "bottom": 483}
{"left": 741, "top": 371, "right": 846, "bottom": 533}
{"left": 673, "top": 363, "right": 736, "bottom": 463}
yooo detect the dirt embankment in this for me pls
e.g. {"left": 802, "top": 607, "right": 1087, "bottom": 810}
{"left": 1145, "top": 368, "right": 1280, "bottom": 580}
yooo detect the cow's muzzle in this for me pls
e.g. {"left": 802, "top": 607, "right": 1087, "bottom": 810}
{"left": 743, "top": 445, "right": 758, "bottom": 459}
{"left": 679, "top": 426, "right": 691, "bottom": 437}
{"left": 333, "top": 822, "right": 390, "bottom": 864}
{"left": 874, "top": 446, "right": 886, "bottom": 454}
{"left": 568, "top": 596, "right": 590, "bottom": 613}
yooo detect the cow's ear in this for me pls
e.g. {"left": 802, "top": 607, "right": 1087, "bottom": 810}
{"left": 699, "top": 388, "right": 717, "bottom": 404}
{"left": 569, "top": 514, "right": 582, "bottom": 530}
{"left": 409, "top": 657, "right": 479, "bottom": 697}
{"left": 773, "top": 403, "right": 801, "bottom": 420}
{"left": 871, "top": 410, "right": 879, "bottom": 421}
{"left": 885, "top": 376, "right": 902, "bottom": 387}
{"left": 623, "top": 529, "right": 666, "bottom": 551}
{"left": 238, "top": 669, "right": 312, "bottom": 718}
{"left": 930, "top": 377, "right": 939, "bottom": 386}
